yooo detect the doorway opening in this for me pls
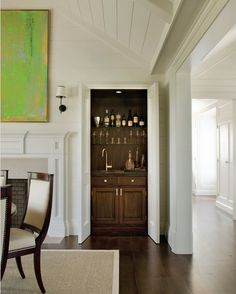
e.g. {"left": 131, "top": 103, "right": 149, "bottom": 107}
{"left": 192, "top": 99, "right": 234, "bottom": 215}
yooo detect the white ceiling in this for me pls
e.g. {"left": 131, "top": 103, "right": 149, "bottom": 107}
{"left": 3, "top": 0, "right": 235, "bottom": 87}
{"left": 192, "top": 99, "right": 217, "bottom": 113}
{"left": 2, "top": 0, "right": 183, "bottom": 83}
{"left": 192, "top": 25, "right": 236, "bottom": 80}
{"left": 191, "top": 11, "right": 236, "bottom": 101}
{"left": 56, "top": 0, "right": 182, "bottom": 72}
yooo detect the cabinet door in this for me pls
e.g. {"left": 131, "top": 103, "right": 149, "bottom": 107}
{"left": 92, "top": 188, "right": 119, "bottom": 224}
{"left": 119, "top": 188, "right": 147, "bottom": 224}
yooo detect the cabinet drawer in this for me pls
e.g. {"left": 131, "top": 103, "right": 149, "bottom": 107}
{"left": 92, "top": 177, "right": 118, "bottom": 186}
{"left": 119, "top": 176, "right": 146, "bottom": 186}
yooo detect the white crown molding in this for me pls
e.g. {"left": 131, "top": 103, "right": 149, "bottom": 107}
{"left": 171, "top": 0, "right": 230, "bottom": 72}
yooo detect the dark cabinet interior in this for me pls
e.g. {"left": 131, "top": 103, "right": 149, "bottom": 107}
{"left": 91, "top": 89, "right": 148, "bottom": 235}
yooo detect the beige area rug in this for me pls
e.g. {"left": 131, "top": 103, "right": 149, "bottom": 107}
{"left": 1, "top": 250, "right": 119, "bottom": 294}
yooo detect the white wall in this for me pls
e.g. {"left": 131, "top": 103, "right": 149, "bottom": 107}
{"left": 1, "top": 0, "right": 168, "bottom": 236}
{"left": 216, "top": 101, "right": 234, "bottom": 215}
{"left": 192, "top": 107, "right": 217, "bottom": 196}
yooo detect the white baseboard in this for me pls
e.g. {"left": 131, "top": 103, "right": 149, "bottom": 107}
{"left": 216, "top": 199, "right": 233, "bottom": 215}
{"left": 48, "top": 218, "right": 66, "bottom": 237}
{"left": 194, "top": 189, "right": 217, "bottom": 196}
{"left": 167, "top": 227, "right": 193, "bottom": 254}
{"left": 68, "top": 218, "right": 80, "bottom": 235}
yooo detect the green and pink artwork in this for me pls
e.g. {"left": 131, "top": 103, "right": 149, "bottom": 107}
{"left": 1, "top": 10, "right": 49, "bottom": 122}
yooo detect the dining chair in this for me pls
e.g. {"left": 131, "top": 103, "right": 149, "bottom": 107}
{"left": 1, "top": 185, "right": 12, "bottom": 280}
{"left": 0, "top": 170, "right": 8, "bottom": 186}
{"left": 0, "top": 170, "right": 17, "bottom": 216}
{"left": 5, "top": 172, "right": 54, "bottom": 293}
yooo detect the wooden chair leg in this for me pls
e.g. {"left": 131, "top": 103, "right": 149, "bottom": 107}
{"left": 1, "top": 260, "right": 7, "bottom": 280}
{"left": 16, "top": 256, "right": 25, "bottom": 279}
{"left": 34, "top": 250, "right": 45, "bottom": 293}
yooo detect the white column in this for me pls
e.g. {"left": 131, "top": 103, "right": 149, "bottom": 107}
{"left": 168, "top": 69, "right": 193, "bottom": 254}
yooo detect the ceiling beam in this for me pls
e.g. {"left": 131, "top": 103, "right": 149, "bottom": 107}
{"left": 134, "top": 0, "right": 173, "bottom": 23}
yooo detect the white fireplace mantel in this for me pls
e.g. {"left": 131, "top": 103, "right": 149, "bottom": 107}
{"left": 1, "top": 130, "right": 73, "bottom": 237}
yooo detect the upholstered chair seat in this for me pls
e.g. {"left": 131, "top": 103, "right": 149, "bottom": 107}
{"left": 9, "top": 228, "right": 36, "bottom": 252}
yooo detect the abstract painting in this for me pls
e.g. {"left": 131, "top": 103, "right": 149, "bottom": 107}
{"left": 1, "top": 10, "right": 49, "bottom": 122}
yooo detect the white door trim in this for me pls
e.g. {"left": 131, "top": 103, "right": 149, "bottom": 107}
{"left": 78, "top": 82, "right": 160, "bottom": 243}
{"left": 167, "top": 0, "right": 232, "bottom": 254}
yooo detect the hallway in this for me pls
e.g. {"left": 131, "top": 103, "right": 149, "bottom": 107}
{"left": 191, "top": 196, "right": 236, "bottom": 293}
{"left": 44, "top": 197, "right": 236, "bottom": 293}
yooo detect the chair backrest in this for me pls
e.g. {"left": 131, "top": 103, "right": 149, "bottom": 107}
{"left": 22, "top": 172, "right": 54, "bottom": 241}
{"left": 1, "top": 185, "right": 12, "bottom": 279}
{"left": 0, "top": 170, "right": 8, "bottom": 187}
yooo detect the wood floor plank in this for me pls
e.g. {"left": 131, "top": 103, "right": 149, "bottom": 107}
{"left": 43, "top": 197, "right": 236, "bottom": 294}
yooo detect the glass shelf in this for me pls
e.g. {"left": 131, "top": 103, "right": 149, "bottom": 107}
{"left": 91, "top": 127, "right": 147, "bottom": 145}
{"left": 91, "top": 126, "right": 147, "bottom": 130}
{"left": 91, "top": 143, "right": 146, "bottom": 146}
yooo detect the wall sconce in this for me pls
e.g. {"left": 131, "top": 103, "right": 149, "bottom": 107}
{"left": 56, "top": 85, "right": 67, "bottom": 113}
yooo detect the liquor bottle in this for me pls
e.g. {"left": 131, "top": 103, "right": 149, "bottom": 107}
{"left": 121, "top": 114, "right": 126, "bottom": 127}
{"left": 125, "top": 150, "right": 135, "bottom": 170}
{"left": 110, "top": 109, "right": 115, "bottom": 127}
{"left": 133, "top": 111, "right": 139, "bottom": 127}
{"left": 127, "top": 109, "right": 133, "bottom": 127}
{"left": 104, "top": 109, "right": 110, "bottom": 127}
{"left": 116, "top": 112, "right": 121, "bottom": 127}
{"left": 139, "top": 114, "right": 145, "bottom": 127}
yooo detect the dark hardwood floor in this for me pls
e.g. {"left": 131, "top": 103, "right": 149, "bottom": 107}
{"left": 43, "top": 197, "right": 236, "bottom": 293}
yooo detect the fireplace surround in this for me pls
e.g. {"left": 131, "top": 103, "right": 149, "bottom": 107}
{"left": 1, "top": 131, "right": 72, "bottom": 237}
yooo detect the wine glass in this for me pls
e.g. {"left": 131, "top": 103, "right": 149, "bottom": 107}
{"left": 94, "top": 116, "right": 101, "bottom": 128}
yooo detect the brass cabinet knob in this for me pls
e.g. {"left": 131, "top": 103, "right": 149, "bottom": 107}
{"left": 131, "top": 179, "right": 135, "bottom": 183}
{"left": 104, "top": 179, "right": 107, "bottom": 183}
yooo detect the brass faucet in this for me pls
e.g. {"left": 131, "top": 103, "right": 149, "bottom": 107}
{"left": 102, "top": 148, "right": 112, "bottom": 172}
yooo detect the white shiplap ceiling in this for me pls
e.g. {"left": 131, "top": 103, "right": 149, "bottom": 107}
{"left": 2, "top": 0, "right": 182, "bottom": 82}
{"left": 59, "top": 0, "right": 182, "bottom": 72}
{"left": 191, "top": 25, "right": 236, "bottom": 100}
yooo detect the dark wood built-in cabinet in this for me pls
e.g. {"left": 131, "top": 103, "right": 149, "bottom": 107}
{"left": 91, "top": 89, "right": 148, "bottom": 235}
{"left": 92, "top": 174, "right": 147, "bottom": 235}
